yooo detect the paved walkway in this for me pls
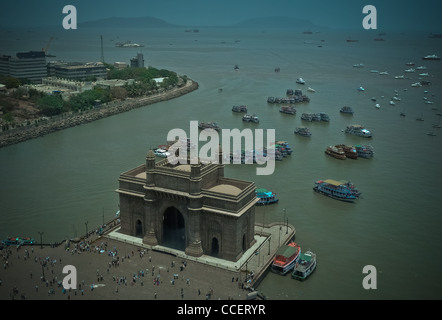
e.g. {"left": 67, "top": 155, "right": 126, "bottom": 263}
{"left": 106, "top": 222, "right": 296, "bottom": 287}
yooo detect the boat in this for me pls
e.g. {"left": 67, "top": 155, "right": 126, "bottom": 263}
{"left": 319, "top": 112, "right": 330, "bottom": 122}
{"left": 2, "top": 237, "right": 35, "bottom": 246}
{"left": 325, "top": 146, "right": 346, "bottom": 160}
{"left": 355, "top": 145, "right": 374, "bottom": 158}
{"left": 375, "top": 103, "right": 381, "bottom": 109}
{"left": 422, "top": 54, "right": 441, "bottom": 60}
{"left": 313, "top": 179, "right": 361, "bottom": 202}
{"left": 307, "top": 87, "right": 316, "bottom": 92}
{"left": 357, "top": 86, "right": 365, "bottom": 91}
{"left": 404, "top": 68, "right": 415, "bottom": 73}
{"left": 353, "top": 63, "right": 364, "bottom": 68}
{"left": 234, "top": 65, "right": 239, "bottom": 70}
{"left": 296, "top": 78, "right": 306, "bottom": 84}
{"left": 336, "top": 144, "right": 358, "bottom": 159}
{"left": 301, "top": 113, "right": 313, "bottom": 121}
{"left": 345, "top": 125, "right": 372, "bottom": 138}
{"left": 340, "top": 106, "right": 354, "bottom": 114}
{"left": 232, "top": 105, "right": 247, "bottom": 113}
{"left": 379, "top": 71, "right": 389, "bottom": 75}
{"left": 255, "top": 188, "right": 279, "bottom": 206}
{"left": 294, "top": 127, "right": 312, "bottom": 137}
{"left": 405, "top": 62, "right": 415, "bottom": 66}
{"left": 153, "top": 148, "right": 170, "bottom": 158}
{"left": 279, "top": 106, "right": 296, "bottom": 115}
{"left": 198, "top": 121, "right": 221, "bottom": 131}
{"left": 242, "top": 114, "right": 259, "bottom": 123}
{"left": 271, "top": 241, "right": 301, "bottom": 275}
{"left": 419, "top": 72, "right": 429, "bottom": 77}
{"left": 291, "top": 251, "right": 317, "bottom": 280}
{"left": 411, "top": 82, "right": 422, "bottom": 87}
{"left": 115, "top": 41, "right": 143, "bottom": 48}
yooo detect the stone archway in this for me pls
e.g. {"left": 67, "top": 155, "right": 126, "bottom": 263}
{"left": 162, "top": 207, "right": 186, "bottom": 251}
{"left": 211, "top": 237, "right": 220, "bottom": 257}
{"left": 135, "top": 220, "right": 143, "bottom": 238}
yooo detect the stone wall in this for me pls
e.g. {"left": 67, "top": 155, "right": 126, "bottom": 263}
{"left": 0, "top": 80, "right": 198, "bottom": 148}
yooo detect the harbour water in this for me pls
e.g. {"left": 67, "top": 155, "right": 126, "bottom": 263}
{"left": 1, "top": 27, "right": 442, "bottom": 299}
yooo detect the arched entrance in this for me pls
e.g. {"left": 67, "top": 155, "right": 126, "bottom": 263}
{"left": 162, "top": 207, "right": 186, "bottom": 251}
{"left": 211, "top": 237, "right": 219, "bottom": 257}
{"left": 135, "top": 220, "right": 143, "bottom": 238}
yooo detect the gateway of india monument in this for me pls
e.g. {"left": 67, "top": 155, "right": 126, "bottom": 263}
{"left": 116, "top": 148, "right": 258, "bottom": 262}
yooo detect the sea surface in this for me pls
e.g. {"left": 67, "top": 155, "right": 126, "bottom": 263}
{"left": 1, "top": 26, "right": 442, "bottom": 299}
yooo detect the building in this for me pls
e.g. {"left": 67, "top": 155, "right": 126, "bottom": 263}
{"left": 116, "top": 149, "right": 257, "bottom": 262}
{"left": 49, "top": 62, "right": 107, "bottom": 81}
{"left": 130, "top": 53, "right": 144, "bottom": 68}
{"left": 0, "top": 51, "right": 47, "bottom": 83}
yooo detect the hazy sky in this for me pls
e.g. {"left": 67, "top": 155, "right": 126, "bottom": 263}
{"left": 1, "top": 0, "right": 441, "bottom": 31}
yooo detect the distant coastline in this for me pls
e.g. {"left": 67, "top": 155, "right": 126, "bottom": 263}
{"left": 0, "top": 80, "right": 198, "bottom": 149}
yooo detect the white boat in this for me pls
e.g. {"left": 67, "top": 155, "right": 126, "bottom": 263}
{"left": 419, "top": 73, "right": 429, "bottom": 77}
{"left": 307, "top": 87, "right": 315, "bottom": 92}
{"left": 353, "top": 63, "right": 364, "bottom": 68}
{"left": 375, "top": 103, "right": 381, "bottom": 109}
{"left": 296, "top": 78, "right": 306, "bottom": 84}
{"left": 416, "top": 66, "right": 427, "bottom": 70}
{"left": 379, "top": 71, "right": 389, "bottom": 75}
{"left": 404, "top": 68, "right": 415, "bottom": 73}
{"left": 357, "top": 86, "right": 365, "bottom": 91}
{"left": 395, "top": 75, "right": 405, "bottom": 79}
{"left": 389, "top": 101, "right": 395, "bottom": 106}
{"left": 291, "top": 251, "right": 317, "bottom": 281}
{"left": 422, "top": 54, "right": 441, "bottom": 60}
{"left": 154, "top": 148, "right": 170, "bottom": 158}
{"left": 370, "top": 70, "right": 379, "bottom": 73}
{"left": 411, "top": 82, "right": 422, "bottom": 87}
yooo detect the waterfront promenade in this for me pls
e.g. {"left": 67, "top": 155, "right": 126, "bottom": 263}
{"left": 0, "top": 220, "right": 295, "bottom": 300}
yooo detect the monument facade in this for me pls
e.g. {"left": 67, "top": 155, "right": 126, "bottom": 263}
{"left": 116, "top": 149, "right": 257, "bottom": 262}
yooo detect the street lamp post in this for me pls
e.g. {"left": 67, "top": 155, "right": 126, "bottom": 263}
{"left": 85, "top": 221, "right": 89, "bottom": 238}
{"left": 38, "top": 231, "right": 44, "bottom": 249}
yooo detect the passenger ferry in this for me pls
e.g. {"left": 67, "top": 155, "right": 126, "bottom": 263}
{"left": 313, "top": 179, "right": 361, "bottom": 202}
{"left": 255, "top": 188, "right": 279, "bottom": 205}
{"left": 291, "top": 250, "right": 317, "bottom": 280}
{"left": 271, "top": 241, "right": 301, "bottom": 275}
{"left": 2, "top": 237, "right": 35, "bottom": 246}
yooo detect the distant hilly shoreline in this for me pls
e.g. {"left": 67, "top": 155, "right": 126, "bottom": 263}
{"left": 79, "top": 15, "right": 323, "bottom": 29}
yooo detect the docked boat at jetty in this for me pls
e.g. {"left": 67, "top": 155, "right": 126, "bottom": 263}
{"left": 255, "top": 188, "right": 279, "bottom": 205}
{"left": 291, "top": 250, "right": 317, "bottom": 281}
{"left": 294, "top": 127, "right": 312, "bottom": 137}
{"left": 232, "top": 105, "right": 247, "bottom": 113}
{"left": 355, "top": 145, "right": 374, "bottom": 158}
{"left": 279, "top": 106, "right": 296, "bottom": 115}
{"left": 313, "top": 179, "right": 361, "bottom": 202}
{"left": 271, "top": 241, "right": 301, "bottom": 275}
{"left": 345, "top": 125, "right": 372, "bottom": 138}
{"left": 198, "top": 121, "right": 221, "bottom": 131}
{"left": 325, "top": 146, "right": 346, "bottom": 160}
{"left": 340, "top": 106, "right": 354, "bottom": 114}
{"left": 2, "top": 237, "right": 35, "bottom": 246}
{"left": 336, "top": 144, "right": 358, "bottom": 159}
{"left": 268, "top": 89, "right": 310, "bottom": 104}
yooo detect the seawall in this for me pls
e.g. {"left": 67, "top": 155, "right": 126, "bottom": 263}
{"left": 0, "top": 80, "right": 199, "bottom": 149}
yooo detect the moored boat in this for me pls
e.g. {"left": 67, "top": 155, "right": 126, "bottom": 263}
{"left": 256, "top": 188, "right": 279, "bottom": 205}
{"left": 296, "top": 78, "right": 306, "bottom": 84}
{"left": 294, "top": 127, "right": 312, "bottom": 137}
{"left": 2, "top": 237, "right": 35, "bottom": 246}
{"left": 313, "top": 179, "right": 361, "bottom": 202}
{"left": 198, "top": 121, "right": 221, "bottom": 131}
{"left": 355, "top": 145, "right": 374, "bottom": 158}
{"left": 271, "top": 241, "right": 301, "bottom": 275}
{"left": 279, "top": 106, "right": 296, "bottom": 115}
{"left": 232, "top": 105, "right": 247, "bottom": 113}
{"left": 345, "top": 124, "right": 372, "bottom": 138}
{"left": 336, "top": 144, "right": 358, "bottom": 159}
{"left": 291, "top": 250, "right": 317, "bottom": 280}
{"left": 340, "top": 106, "right": 354, "bottom": 114}
{"left": 325, "top": 146, "right": 346, "bottom": 160}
